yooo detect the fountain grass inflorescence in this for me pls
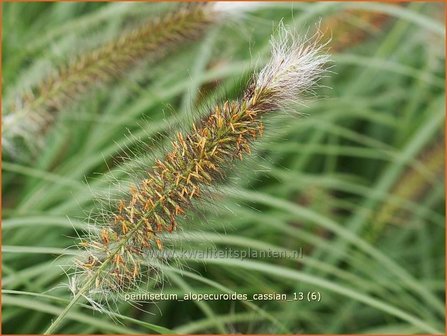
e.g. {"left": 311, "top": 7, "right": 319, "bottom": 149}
{"left": 3, "top": 3, "right": 222, "bottom": 157}
{"left": 73, "top": 25, "right": 330, "bottom": 301}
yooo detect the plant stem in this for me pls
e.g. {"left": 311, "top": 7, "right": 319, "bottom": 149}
{"left": 43, "top": 280, "right": 91, "bottom": 334}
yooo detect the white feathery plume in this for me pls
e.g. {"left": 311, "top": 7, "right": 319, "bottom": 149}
{"left": 255, "top": 23, "right": 330, "bottom": 110}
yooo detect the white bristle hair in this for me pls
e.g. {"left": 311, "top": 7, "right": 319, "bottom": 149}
{"left": 255, "top": 22, "right": 330, "bottom": 109}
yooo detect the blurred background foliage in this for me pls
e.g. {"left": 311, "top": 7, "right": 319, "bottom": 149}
{"left": 2, "top": 2, "right": 445, "bottom": 334}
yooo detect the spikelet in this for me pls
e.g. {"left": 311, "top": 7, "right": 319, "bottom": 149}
{"left": 2, "top": 3, "right": 223, "bottom": 157}
{"left": 74, "top": 25, "right": 329, "bottom": 299}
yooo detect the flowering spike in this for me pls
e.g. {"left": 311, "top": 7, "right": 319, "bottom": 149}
{"left": 75, "top": 25, "right": 329, "bottom": 298}
{"left": 3, "top": 3, "right": 241, "bottom": 158}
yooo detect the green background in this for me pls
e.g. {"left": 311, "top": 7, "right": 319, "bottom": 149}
{"left": 2, "top": 2, "right": 445, "bottom": 334}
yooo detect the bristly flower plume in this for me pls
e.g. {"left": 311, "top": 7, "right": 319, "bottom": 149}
{"left": 73, "top": 24, "right": 329, "bottom": 301}
{"left": 2, "top": 3, "right": 251, "bottom": 158}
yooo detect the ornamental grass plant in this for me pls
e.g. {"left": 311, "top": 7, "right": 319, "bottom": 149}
{"left": 2, "top": 2, "right": 445, "bottom": 334}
